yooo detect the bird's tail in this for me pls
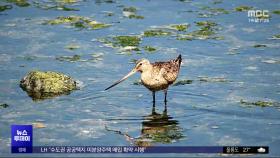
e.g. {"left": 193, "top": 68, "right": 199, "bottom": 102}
{"left": 176, "top": 54, "right": 182, "bottom": 67}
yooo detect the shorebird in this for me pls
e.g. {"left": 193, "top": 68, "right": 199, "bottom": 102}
{"left": 105, "top": 54, "right": 182, "bottom": 104}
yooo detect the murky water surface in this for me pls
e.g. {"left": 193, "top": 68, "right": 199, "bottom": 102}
{"left": 0, "top": 0, "right": 280, "bottom": 157}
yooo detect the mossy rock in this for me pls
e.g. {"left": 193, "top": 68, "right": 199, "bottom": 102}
{"left": 20, "top": 71, "right": 77, "bottom": 100}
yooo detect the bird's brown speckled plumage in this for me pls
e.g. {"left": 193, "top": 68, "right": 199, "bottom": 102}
{"left": 105, "top": 54, "right": 182, "bottom": 104}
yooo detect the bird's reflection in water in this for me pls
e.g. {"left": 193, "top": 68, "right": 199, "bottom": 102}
{"left": 105, "top": 104, "right": 184, "bottom": 146}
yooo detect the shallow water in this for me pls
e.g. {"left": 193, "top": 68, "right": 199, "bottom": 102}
{"left": 0, "top": 0, "right": 280, "bottom": 157}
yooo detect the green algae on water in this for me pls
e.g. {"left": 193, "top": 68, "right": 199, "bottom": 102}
{"left": 123, "top": 6, "right": 137, "bottom": 12}
{"left": 128, "top": 14, "right": 144, "bottom": 19}
{"left": 272, "top": 10, "right": 280, "bottom": 15}
{"left": 177, "top": 21, "right": 220, "bottom": 40}
{"left": 235, "top": 5, "right": 253, "bottom": 12}
{"left": 5, "top": 0, "right": 30, "bottom": 7}
{"left": 0, "top": 5, "right": 12, "bottom": 12}
{"left": 198, "top": 76, "right": 228, "bottom": 82}
{"left": 240, "top": 99, "right": 277, "bottom": 107}
{"left": 170, "top": 24, "right": 189, "bottom": 31}
{"left": 44, "top": 16, "right": 111, "bottom": 30}
{"left": 123, "top": 6, "right": 144, "bottom": 19}
{"left": 173, "top": 79, "right": 193, "bottom": 86}
{"left": 253, "top": 44, "right": 267, "bottom": 48}
{"left": 143, "top": 29, "right": 172, "bottom": 37}
{"left": 0, "top": 103, "right": 9, "bottom": 108}
{"left": 143, "top": 46, "right": 156, "bottom": 52}
{"left": 113, "top": 36, "right": 141, "bottom": 47}
{"left": 271, "top": 34, "right": 280, "bottom": 40}
{"left": 56, "top": 55, "right": 81, "bottom": 62}
{"left": 65, "top": 43, "right": 80, "bottom": 50}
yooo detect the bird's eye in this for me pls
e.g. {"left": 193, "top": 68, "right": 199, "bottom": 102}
{"left": 139, "top": 63, "right": 142, "bottom": 66}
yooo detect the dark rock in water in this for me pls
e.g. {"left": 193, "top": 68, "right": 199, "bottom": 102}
{"left": 20, "top": 71, "right": 77, "bottom": 101}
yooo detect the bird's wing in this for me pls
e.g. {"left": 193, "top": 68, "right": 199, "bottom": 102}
{"left": 153, "top": 61, "right": 180, "bottom": 84}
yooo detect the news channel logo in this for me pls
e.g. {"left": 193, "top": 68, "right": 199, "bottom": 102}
{"left": 247, "top": 10, "right": 270, "bottom": 23}
{"left": 11, "top": 125, "right": 33, "bottom": 153}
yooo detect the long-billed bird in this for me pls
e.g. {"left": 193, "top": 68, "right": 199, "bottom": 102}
{"left": 105, "top": 54, "right": 182, "bottom": 104}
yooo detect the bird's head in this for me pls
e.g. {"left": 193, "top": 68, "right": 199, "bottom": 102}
{"left": 135, "top": 58, "right": 151, "bottom": 73}
{"left": 105, "top": 58, "right": 151, "bottom": 90}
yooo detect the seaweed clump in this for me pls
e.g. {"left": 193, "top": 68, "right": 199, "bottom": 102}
{"left": 20, "top": 71, "right": 77, "bottom": 101}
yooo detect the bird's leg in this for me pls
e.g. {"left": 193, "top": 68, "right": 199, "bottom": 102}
{"left": 152, "top": 91, "right": 155, "bottom": 106}
{"left": 164, "top": 89, "right": 168, "bottom": 104}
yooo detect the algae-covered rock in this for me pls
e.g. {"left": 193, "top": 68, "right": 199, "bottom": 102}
{"left": 20, "top": 71, "right": 77, "bottom": 100}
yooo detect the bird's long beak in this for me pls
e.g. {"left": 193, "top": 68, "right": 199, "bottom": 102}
{"left": 105, "top": 68, "right": 137, "bottom": 90}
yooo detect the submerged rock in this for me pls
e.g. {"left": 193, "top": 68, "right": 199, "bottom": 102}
{"left": 20, "top": 71, "right": 77, "bottom": 101}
